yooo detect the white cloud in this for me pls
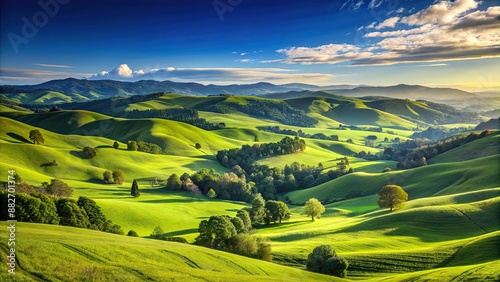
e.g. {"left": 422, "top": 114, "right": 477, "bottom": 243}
{"left": 238, "top": 59, "right": 252, "bottom": 63}
{"left": 0, "top": 67, "right": 91, "bottom": 85}
{"left": 240, "top": 52, "right": 248, "bottom": 56}
{"left": 274, "top": 0, "right": 500, "bottom": 66}
{"left": 368, "top": 0, "right": 385, "bottom": 9}
{"left": 375, "top": 17, "right": 400, "bottom": 29}
{"left": 401, "top": 0, "right": 479, "bottom": 25}
{"left": 88, "top": 65, "right": 334, "bottom": 85}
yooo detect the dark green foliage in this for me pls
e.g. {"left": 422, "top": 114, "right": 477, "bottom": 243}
{"left": 162, "top": 236, "right": 188, "bottom": 243}
{"left": 260, "top": 126, "right": 340, "bottom": 141}
{"left": 103, "top": 171, "right": 112, "bottom": 183}
{"left": 122, "top": 108, "right": 221, "bottom": 130}
{"left": 195, "top": 143, "right": 202, "bottom": 149}
{"left": 29, "top": 129, "right": 44, "bottom": 144}
{"left": 137, "top": 141, "right": 162, "bottom": 154}
{"left": 131, "top": 180, "right": 140, "bottom": 198}
{"left": 378, "top": 185, "right": 408, "bottom": 211}
{"left": 216, "top": 136, "right": 306, "bottom": 171}
{"left": 113, "top": 141, "right": 119, "bottom": 149}
{"left": 196, "top": 97, "right": 317, "bottom": 127}
{"left": 45, "top": 179, "right": 72, "bottom": 197}
{"left": 112, "top": 170, "right": 125, "bottom": 185}
{"left": 31, "top": 193, "right": 60, "bottom": 224}
{"left": 82, "top": 146, "right": 97, "bottom": 159}
{"left": 56, "top": 199, "right": 90, "bottom": 228}
{"left": 103, "top": 220, "right": 124, "bottom": 235}
{"left": 13, "top": 173, "right": 22, "bottom": 184}
{"left": 77, "top": 196, "right": 106, "bottom": 230}
{"left": 236, "top": 209, "right": 252, "bottom": 232}
{"left": 150, "top": 226, "right": 164, "bottom": 238}
{"left": 256, "top": 239, "right": 273, "bottom": 262}
{"left": 217, "top": 173, "right": 252, "bottom": 202}
{"left": 250, "top": 193, "right": 266, "bottom": 226}
{"left": 231, "top": 216, "right": 246, "bottom": 234}
{"left": 127, "top": 141, "right": 138, "bottom": 151}
{"left": 127, "top": 230, "right": 139, "bottom": 237}
{"left": 195, "top": 215, "right": 237, "bottom": 250}
{"left": 264, "top": 200, "right": 291, "bottom": 224}
{"left": 165, "top": 174, "right": 182, "bottom": 190}
{"left": 306, "top": 245, "right": 348, "bottom": 278}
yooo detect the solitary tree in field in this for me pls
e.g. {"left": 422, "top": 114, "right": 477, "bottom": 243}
{"left": 82, "top": 146, "right": 97, "bottom": 159}
{"left": 103, "top": 171, "right": 112, "bottom": 183}
{"left": 113, "top": 141, "right": 119, "bottom": 149}
{"left": 112, "top": 170, "right": 125, "bottom": 185}
{"left": 29, "top": 129, "right": 44, "bottom": 144}
{"left": 195, "top": 143, "right": 202, "bottom": 149}
{"left": 378, "top": 184, "right": 408, "bottom": 211}
{"left": 131, "top": 180, "right": 140, "bottom": 198}
{"left": 303, "top": 198, "right": 325, "bottom": 221}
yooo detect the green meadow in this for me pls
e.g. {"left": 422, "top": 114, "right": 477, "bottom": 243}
{"left": 0, "top": 95, "right": 498, "bottom": 281}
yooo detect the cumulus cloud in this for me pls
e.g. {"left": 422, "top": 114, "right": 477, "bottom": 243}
{"left": 88, "top": 65, "right": 334, "bottom": 85}
{"left": 375, "top": 17, "right": 400, "bottom": 29}
{"left": 275, "top": 0, "right": 500, "bottom": 66}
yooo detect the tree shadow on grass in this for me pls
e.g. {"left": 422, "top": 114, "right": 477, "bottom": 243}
{"left": 7, "top": 132, "right": 31, "bottom": 143}
{"left": 138, "top": 198, "right": 204, "bottom": 204}
{"left": 95, "top": 145, "right": 113, "bottom": 149}
{"left": 165, "top": 228, "right": 198, "bottom": 237}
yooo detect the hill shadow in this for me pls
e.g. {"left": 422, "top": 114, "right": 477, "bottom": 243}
{"left": 95, "top": 145, "right": 113, "bottom": 149}
{"left": 7, "top": 132, "right": 31, "bottom": 143}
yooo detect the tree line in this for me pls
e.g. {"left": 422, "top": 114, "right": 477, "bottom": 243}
{"left": 121, "top": 108, "right": 225, "bottom": 130}
{"left": 259, "top": 126, "right": 340, "bottom": 141}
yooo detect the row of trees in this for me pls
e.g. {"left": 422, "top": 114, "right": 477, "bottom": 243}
{"left": 259, "top": 126, "right": 340, "bottom": 141}
{"left": 356, "top": 130, "right": 492, "bottom": 169}
{"left": 0, "top": 192, "right": 123, "bottom": 234}
{"left": 127, "top": 140, "right": 163, "bottom": 154}
{"left": 103, "top": 170, "right": 125, "bottom": 185}
{"left": 197, "top": 97, "right": 318, "bottom": 127}
{"left": 122, "top": 108, "right": 223, "bottom": 130}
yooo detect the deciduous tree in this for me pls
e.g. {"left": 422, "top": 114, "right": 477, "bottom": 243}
{"left": 378, "top": 184, "right": 408, "bottom": 211}
{"left": 29, "top": 129, "right": 44, "bottom": 144}
{"left": 302, "top": 198, "right": 325, "bottom": 221}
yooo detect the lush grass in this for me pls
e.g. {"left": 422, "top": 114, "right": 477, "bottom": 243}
{"left": 0, "top": 222, "right": 341, "bottom": 282}
{"left": 430, "top": 131, "right": 500, "bottom": 163}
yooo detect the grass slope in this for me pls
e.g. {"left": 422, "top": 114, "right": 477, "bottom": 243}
{"left": 0, "top": 223, "right": 340, "bottom": 282}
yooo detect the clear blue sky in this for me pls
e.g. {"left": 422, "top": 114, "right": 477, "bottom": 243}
{"left": 1, "top": 0, "right": 499, "bottom": 89}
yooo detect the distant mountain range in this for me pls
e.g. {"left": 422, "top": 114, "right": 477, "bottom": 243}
{"left": 1, "top": 78, "right": 498, "bottom": 113}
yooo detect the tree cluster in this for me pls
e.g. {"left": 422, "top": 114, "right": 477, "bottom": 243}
{"left": 103, "top": 170, "right": 125, "bottom": 185}
{"left": 259, "top": 126, "right": 340, "bottom": 141}
{"left": 197, "top": 97, "right": 318, "bottom": 127}
{"left": 0, "top": 192, "right": 123, "bottom": 234}
{"left": 122, "top": 108, "right": 223, "bottom": 130}
{"left": 355, "top": 130, "right": 492, "bottom": 169}
{"left": 127, "top": 140, "right": 163, "bottom": 154}
{"left": 194, "top": 208, "right": 272, "bottom": 261}
{"left": 217, "top": 136, "right": 306, "bottom": 171}
{"left": 306, "top": 245, "right": 348, "bottom": 278}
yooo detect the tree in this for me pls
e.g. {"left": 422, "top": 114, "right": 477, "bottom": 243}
{"left": 195, "top": 215, "right": 237, "bottom": 250}
{"left": 264, "top": 200, "right": 291, "bottom": 224}
{"left": 127, "top": 230, "right": 139, "bottom": 237}
{"left": 113, "top": 141, "right": 119, "bottom": 150}
{"left": 378, "top": 185, "right": 408, "bottom": 211}
{"left": 195, "top": 143, "right": 202, "bottom": 149}
{"left": 150, "top": 226, "right": 164, "bottom": 239}
{"left": 166, "top": 174, "right": 182, "bottom": 190}
{"left": 131, "top": 180, "right": 140, "bottom": 197}
{"left": 29, "top": 129, "right": 44, "bottom": 144}
{"left": 112, "top": 170, "right": 125, "bottom": 185}
{"left": 302, "top": 198, "right": 325, "bottom": 221}
{"left": 127, "top": 141, "right": 138, "bottom": 151}
{"left": 13, "top": 173, "right": 22, "bottom": 185}
{"left": 56, "top": 199, "right": 90, "bottom": 228}
{"left": 306, "top": 245, "right": 348, "bottom": 278}
{"left": 46, "top": 179, "right": 72, "bottom": 197}
{"left": 77, "top": 196, "right": 106, "bottom": 230}
{"left": 250, "top": 193, "right": 266, "bottom": 226}
{"left": 103, "top": 171, "right": 112, "bottom": 183}
{"left": 207, "top": 188, "right": 217, "bottom": 198}
{"left": 82, "top": 146, "right": 97, "bottom": 159}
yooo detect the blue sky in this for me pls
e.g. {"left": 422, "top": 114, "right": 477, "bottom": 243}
{"left": 1, "top": 0, "right": 499, "bottom": 90}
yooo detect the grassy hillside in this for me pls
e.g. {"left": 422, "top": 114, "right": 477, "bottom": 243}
{"left": 0, "top": 222, "right": 340, "bottom": 282}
